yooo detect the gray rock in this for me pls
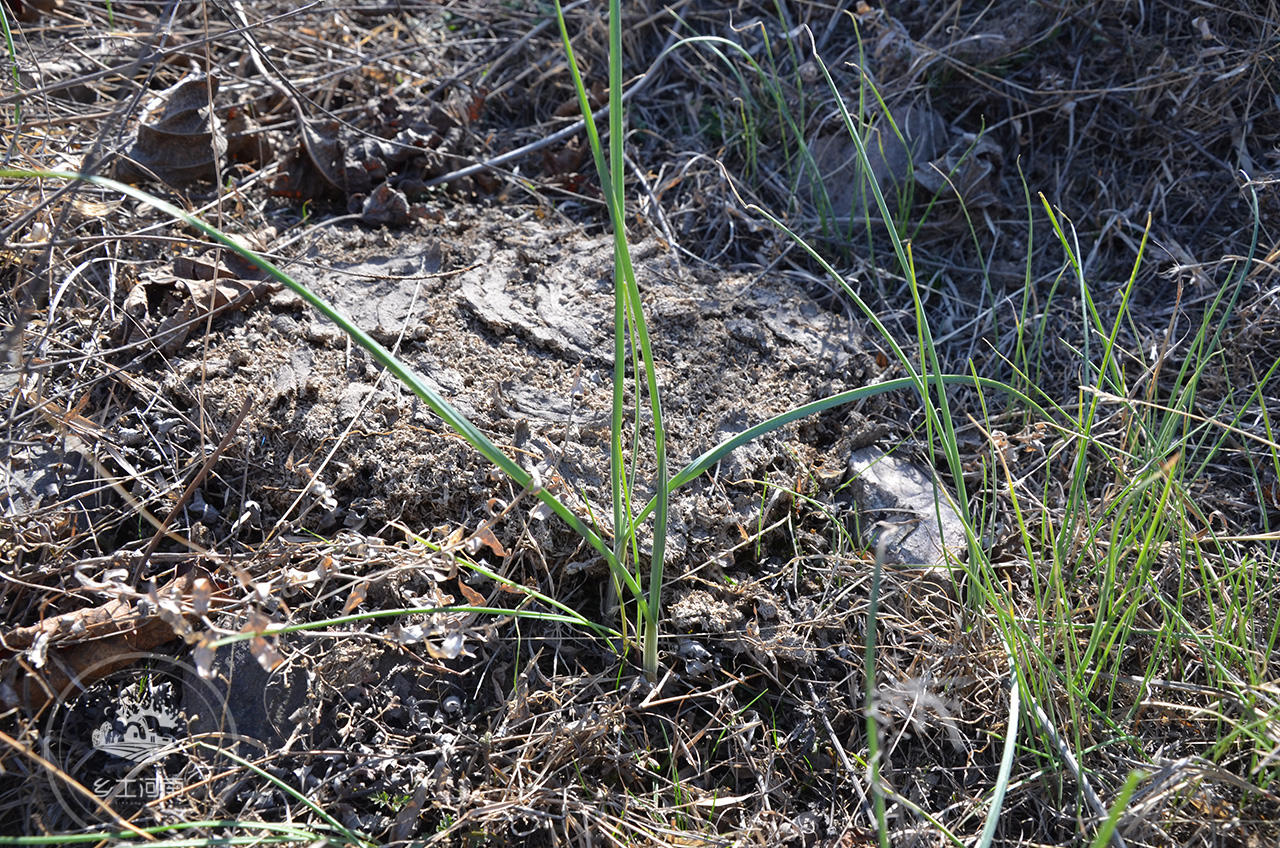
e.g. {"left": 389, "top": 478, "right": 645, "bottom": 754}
{"left": 846, "top": 447, "right": 966, "bottom": 568}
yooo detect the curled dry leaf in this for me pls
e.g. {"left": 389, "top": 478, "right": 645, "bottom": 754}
{"left": 342, "top": 581, "right": 369, "bottom": 614}
{"left": 0, "top": 568, "right": 224, "bottom": 712}
{"left": 466, "top": 526, "right": 507, "bottom": 558}
{"left": 6, "top": 0, "right": 60, "bottom": 24}
{"left": 4, "top": 571, "right": 197, "bottom": 652}
{"left": 193, "top": 635, "right": 216, "bottom": 680}
{"left": 426, "top": 632, "right": 468, "bottom": 661}
{"left": 113, "top": 72, "right": 227, "bottom": 186}
{"left": 119, "top": 264, "right": 279, "bottom": 354}
{"left": 443, "top": 526, "right": 466, "bottom": 549}
{"left": 275, "top": 90, "right": 483, "bottom": 203}
{"left": 284, "top": 566, "right": 322, "bottom": 587}
{"left": 915, "top": 134, "right": 1005, "bottom": 217}
{"left": 456, "top": 580, "right": 485, "bottom": 607}
{"left": 250, "top": 635, "right": 284, "bottom": 672}
{"left": 224, "top": 103, "right": 273, "bottom": 167}
{"left": 240, "top": 610, "right": 284, "bottom": 671}
{"left": 390, "top": 623, "right": 427, "bottom": 645}
{"left": 191, "top": 577, "right": 213, "bottom": 615}
{"left": 358, "top": 182, "right": 411, "bottom": 226}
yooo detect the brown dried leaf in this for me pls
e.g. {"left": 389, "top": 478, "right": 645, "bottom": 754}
{"left": 342, "top": 582, "right": 369, "bottom": 614}
{"left": 4, "top": 596, "right": 137, "bottom": 651}
{"left": 113, "top": 72, "right": 227, "bottom": 186}
{"left": 456, "top": 580, "right": 485, "bottom": 607}
{"left": 424, "top": 632, "right": 467, "bottom": 660}
{"left": 191, "top": 578, "right": 213, "bottom": 615}
{"left": 359, "top": 182, "right": 411, "bottom": 226}
{"left": 124, "top": 271, "right": 277, "bottom": 354}
{"left": 242, "top": 610, "right": 271, "bottom": 635}
{"left": 469, "top": 526, "right": 507, "bottom": 558}
{"left": 173, "top": 255, "right": 238, "bottom": 282}
{"left": 10, "top": 611, "right": 194, "bottom": 713}
{"left": 193, "top": 635, "right": 216, "bottom": 680}
{"left": 2, "top": 570, "right": 217, "bottom": 654}
{"left": 225, "top": 104, "right": 273, "bottom": 167}
{"left": 250, "top": 635, "right": 283, "bottom": 672}
{"left": 7, "top": 0, "right": 60, "bottom": 24}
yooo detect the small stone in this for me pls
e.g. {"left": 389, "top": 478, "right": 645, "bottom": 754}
{"left": 847, "top": 447, "right": 966, "bottom": 568}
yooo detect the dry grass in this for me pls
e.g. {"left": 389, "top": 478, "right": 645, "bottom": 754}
{"left": 1, "top": 1, "right": 1278, "bottom": 845}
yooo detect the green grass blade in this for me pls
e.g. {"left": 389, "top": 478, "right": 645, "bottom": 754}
{"left": 0, "top": 3, "right": 20, "bottom": 133}
{"left": 1088, "top": 769, "right": 1145, "bottom": 848}
{"left": 555, "top": 0, "right": 668, "bottom": 678}
{"left": 0, "top": 820, "right": 335, "bottom": 845}
{"left": 976, "top": 658, "right": 1021, "bottom": 848}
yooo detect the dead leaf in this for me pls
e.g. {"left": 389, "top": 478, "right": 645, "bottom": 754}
{"left": 6, "top": 0, "right": 60, "bottom": 23}
{"left": 456, "top": 580, "right": 485, "bottom": 607}
{"left": 3, "top": 571, "right": 204, "bottom": 651}
{"left": 342, "top": 582, "right": 369, "bottom": 614}
{"left": 193, "top": 635, "right": 216, "bottom": 679}
{"left": 541, "top": 135, "right": 587, "bottom": 177}
{"left": 469, "top": 526, "right": 507, "bottom": 558}
{"left": 112, "top": 72, "right": 227, "bottom": 186}
{"left": 425, "top": 632, "right": 467, "bottom": 660}
{"left": 118, "top": 268, "right": 279, "bottom": 353}
{"left": 173, "top": 255, "right": 238, "bottom": 281}
{"left": 359, "top": 182, "right": 411, "bottom": 226}
{"left": 224, "top": 103, "right": 273, "bottom": 167}
{"left": 391, "top": 785, "right": 429, "bottom": 842}
{"left": 242, "top": 610, "right": 271, "bottom": 635}
{"left": 2, "top": 569, "right": 225, "bottom": 713}
{"left": 191, "top": 578, "right": 213, "bottom": 615}
{"left": 250, "top": 636, "right": 284, "bottom": 671}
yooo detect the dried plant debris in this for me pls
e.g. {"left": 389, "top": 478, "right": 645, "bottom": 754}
{"left": 4, "top": 0, "right": 59, "bottom": 24}
{"left": 274, "top": 91, "right": 490, "bottom": 208}
{"left": 112, "top": 73, "right": 227, "bottom": 186}
{"left": 118, "top": 256, "right": 278, "bottom": 355}
{"left": 2, "top": 0, "right": 1279, "bottom": 845}
{"left": 0, "top": 568, "right": 228, "bottom": 712}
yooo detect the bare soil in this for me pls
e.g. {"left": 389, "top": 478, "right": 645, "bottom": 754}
{"left": 2, "top": 1, "right": 1278, "bottom": 846}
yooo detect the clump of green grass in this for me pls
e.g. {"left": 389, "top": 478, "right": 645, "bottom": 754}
{"left": 697, "top": 19, "right": 1280, "bottom": 842}
{"left": 2, "top": 0, "right": 1038, "bottom": 691}
{"left": 9, "top": 3, "right": 1278, "bottom": 844}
